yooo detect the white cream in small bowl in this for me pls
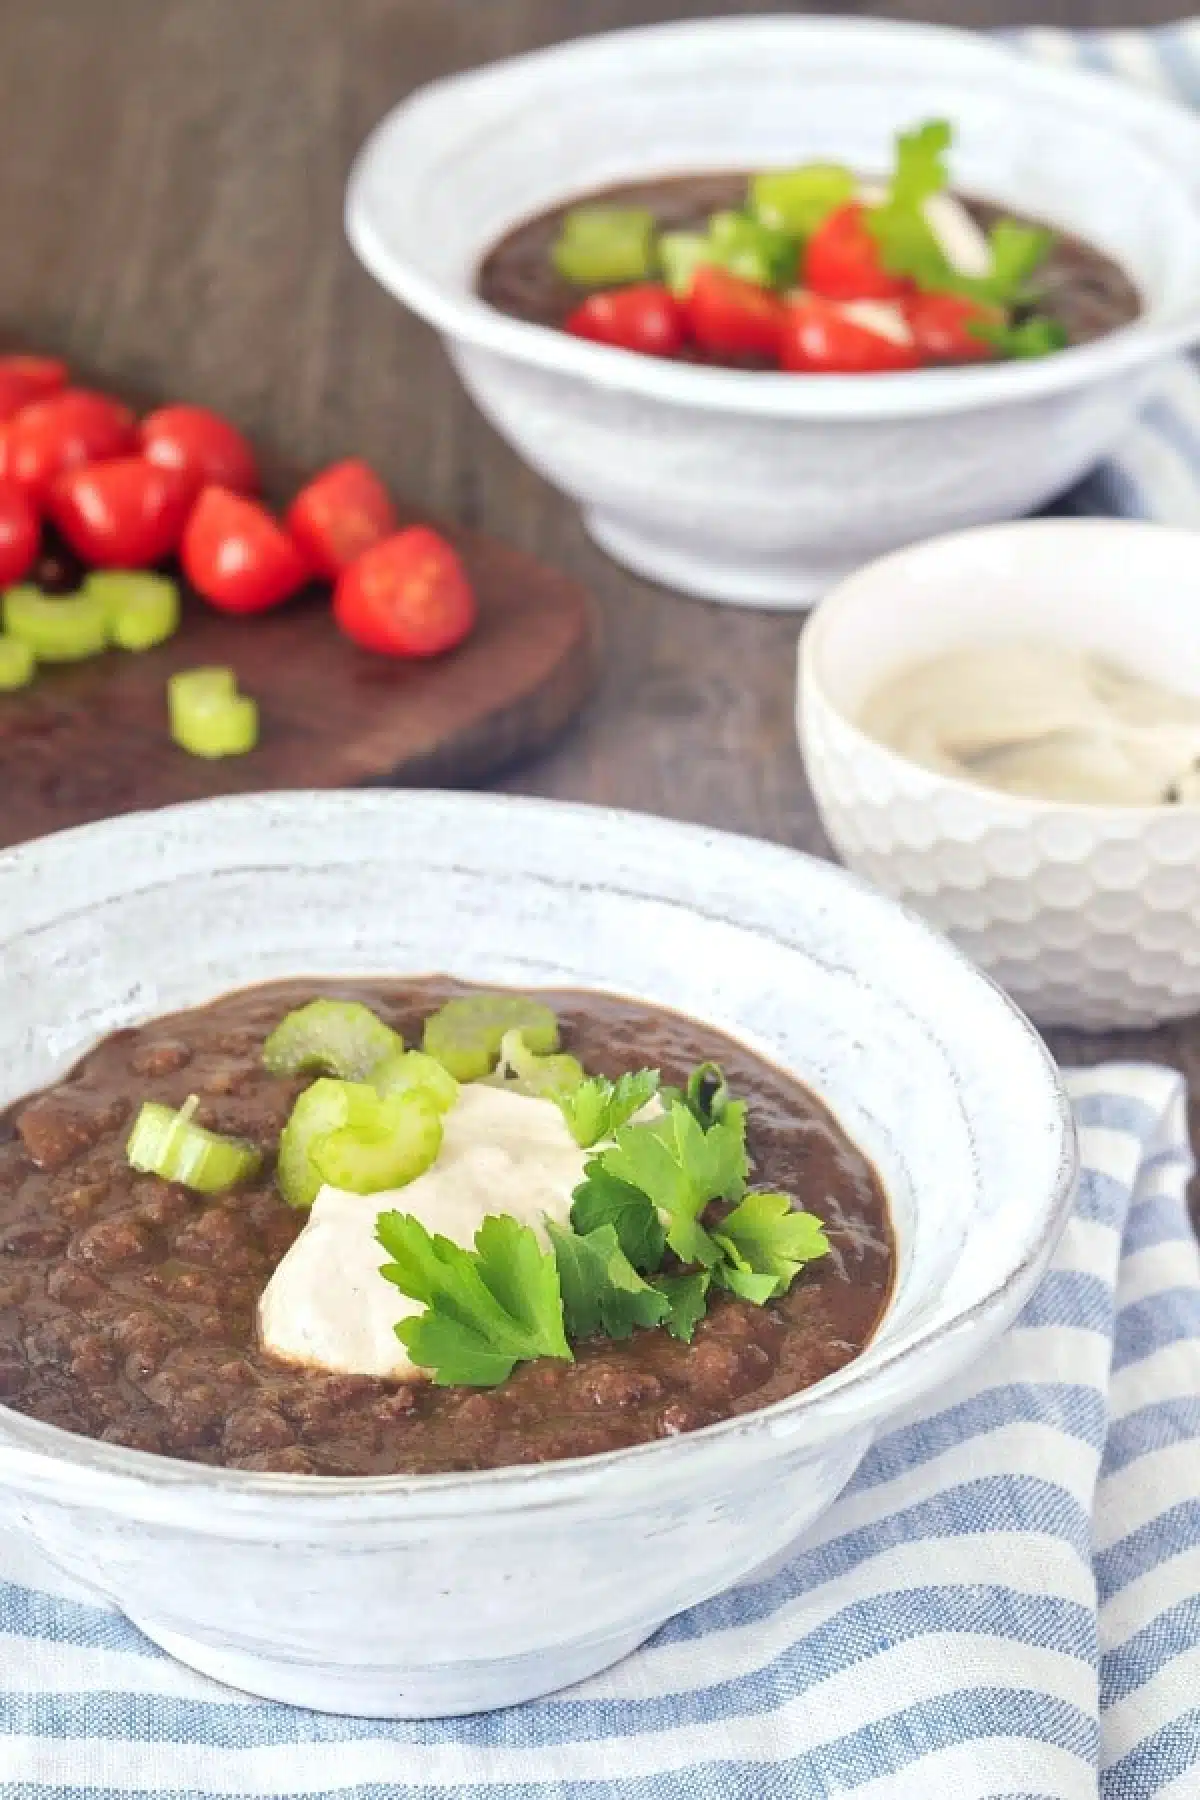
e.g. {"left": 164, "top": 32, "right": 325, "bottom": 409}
{"left": 799, "top": 518, "right": 1200, "bottom": 1031}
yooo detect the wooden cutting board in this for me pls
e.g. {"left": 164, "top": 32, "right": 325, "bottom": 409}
{"left": 0, "top": 524, "right": 598, "bottom": 852}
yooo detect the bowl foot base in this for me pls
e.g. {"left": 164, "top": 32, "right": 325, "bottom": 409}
{"left": 129, "top": 1610, "right": 657, "bottom": 1718}
{"left": 583, "top": 507, "right": 862, "bottom": 611}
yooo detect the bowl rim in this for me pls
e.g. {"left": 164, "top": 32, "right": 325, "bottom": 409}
{"left": 0, "top": 789, "right": 1078, "bottom": 1514}
{"left": 344, "top": 13, "right": 1200, "bottom": 424}
{"left": 800, "top": 515, "right": 1200, "bottom": 822}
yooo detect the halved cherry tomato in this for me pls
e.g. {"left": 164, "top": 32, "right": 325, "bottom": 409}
{"left": 333, "top": 526, "right": 476, "bottom": 659}
{"left": 0, "top": 355, "right": 68, "bottom": 422}
{"left": 804, "top": 203, "right": 911, "bottom": 303}
{"left": 286, "top": 459, "right": 398, "bottom": 579}
{"left": 904, "top": 291, "right": 1002, "bottom": 363}
{"left": 50, "top": 456, "right": 194, "bottom": 569}
{"left": 141, "top": 403, "right": 259, "bottom": 497}
{"left": 781, "top": 296, "right": 922, "bottom": 374}
{"left": 684, "top": 266, "right": 787, "bottom": 362}
{"left": 181, "top": 486, "right": 308, "bottom": 614}
{"left": 564, "top": 285, "right": 684, "bottom": 358}
{"left": 0, "top": 388, "right": 136, "bottom": 504}
{"left": 0, "top": 479, "right": 40, "bottom": 586}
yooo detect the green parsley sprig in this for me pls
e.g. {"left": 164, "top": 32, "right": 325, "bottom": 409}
{"left": 377, "top": 1066, "right": 830, "bottom": 1387}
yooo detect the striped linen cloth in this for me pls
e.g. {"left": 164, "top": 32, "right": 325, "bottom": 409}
{"left": 1, "top": 1066, "right": 1197, "bottom": 1799}
{"left": 4, "top": 24, "right": 1200, "bottom": 1800}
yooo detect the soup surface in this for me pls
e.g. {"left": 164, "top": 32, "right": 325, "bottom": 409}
{"left": 478, "top": 173, "right": 1141, "bottom": 366}
{"left": 0, "top": 979, "right": 893, "bottom": 1475}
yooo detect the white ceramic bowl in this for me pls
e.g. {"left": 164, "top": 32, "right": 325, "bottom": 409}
{"left": 799, "top": 518, "right": 1200, "bottom": 1032}
{"left": 345, "top": 15, "right": 1200, "bottom": 612}
{"left": 0, "top": 791, "right": 1075, "bottom": 1716}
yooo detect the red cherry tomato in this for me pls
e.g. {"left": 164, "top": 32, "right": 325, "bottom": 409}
{"left": 904, "top": 291, "right": 1002, "bottom": 363}
{"left": 0, "top": 388, "right": 136, "bottom": 503}
{"left": 781, "top": 296, "right": 922, "bottom": 374}
{"left": 50, "top": 456, "right": 194, "bottom": 569}
{"left": 0, "top": 355, "right": 68, "bottom": 422}
{"left": 804, "top": 204, "right": 911, "bottom": 303}
{"left": 333, "top": 526, "right": 476, "bottom": 659}
{"left": 181, "top": 486, "right": 308, "bottom": 614}
{"left": 141, "top": 403, "right": 259, "bottom": 498}
{"left": 683, "top": 266, "right": 787, "bottom": 362}
{"left": 0, "top": 479, "right": 40, "bottom": 586}
{"left": 285, "top": 459, "right": 398, "bottom": 579}
{"left": 564, "top": 285, "right": 684, "bottom": 358}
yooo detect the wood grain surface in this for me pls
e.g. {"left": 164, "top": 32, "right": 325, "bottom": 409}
{"left": 0, "top": 0, "right": 1195, "bottom": 1218}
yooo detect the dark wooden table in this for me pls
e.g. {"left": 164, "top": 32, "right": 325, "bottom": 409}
{"left": 1, "top": 0, "right": 1197, "bottom": 1209}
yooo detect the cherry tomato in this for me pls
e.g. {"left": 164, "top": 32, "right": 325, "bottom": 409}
{"left": 0, "top": 388, "right": 136, "bottom": 504}
{"left": 141, "top": 403, "right": 259, "bottom": 498}
{"left": 333, "top": 526, "right": 476, "bottom": 659}
{"left": 50, "top": 456, "right": 194, "bottom": 569}
{"left": 804, "top": 203, "right": 911, "bottom": 303}
{"left": 904, "top": 291, "right": 1002, "bottom": 363}
{"left": 781, "top": 296, "right": 922, "bottom": 374}
{"left": 181, "top": 486, "right": 308, "bottom": 614}
{"left": 0, "top": 355, "right": 68, "bottom": 422}
{"left": 285, "top": 459, "right": 398, "bottom": 579}
{"left": 0, "top": 479, "right": 40, "bottom": 586}
{"left": 683, "top": 266, "right": 787, "bottom": 362}
{"left": 564, "top": 285, "right": 684, "bottom": 358}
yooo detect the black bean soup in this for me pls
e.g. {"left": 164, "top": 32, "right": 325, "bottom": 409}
{"left": 478, "top": 173, "right": 1141, "bottom": 367}
{"left": 0, "top": 979, "right": 893, "bottom": 1476}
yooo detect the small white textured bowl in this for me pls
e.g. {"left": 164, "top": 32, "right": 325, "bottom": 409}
{"left": 0, "top": 791, "right": 1075, "bottom": 1716}
{"left": 799, "top": 518, "right": 1200, "bottom": 1032}
{"left": 345, "top": 15, "right": 1200, "bottom": 610}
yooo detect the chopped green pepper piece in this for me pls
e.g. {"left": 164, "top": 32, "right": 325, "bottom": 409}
{"left": 0, "top": 634, "right": 35, "bottom": 691}
{"left": 495, "top": 1028, "right": 585, "bottom": 1100}
{"left": 551, "top": 206, "right": 656, "bottom": 286}
{"left": 311, "top": 1086, "right": 443, "bottom": 1196}
{"left": 168, "top": 665, "right": 258, "bottom": 759}
{"left": 126, "top": 1094, "right": 262, "bottom": 1194}
{"left": 276, "top": 1077, "right": 381, "bottom": 1208}
{"left": 708, "top": 211, "right": 797, "bottom": 288}
{"left": 659, "top": 231, "right": 712, "bottom": 297}
{"left": 371, "top": 1048, "right": 459, "bottom": 1114}
{"left": 263, "top": 997, "right": 403, "bottom": 1081}
{"left": 3, "top": 585, "right": 108, "bottom": 662}
{"left": 87, "top": 571, "right": 180, "bottom": 652}
{"left": 749, "top": 164, "right": 857, "bottom": 237}
{"left": 422, "top": 992, "right": 560, "bottom": 1082}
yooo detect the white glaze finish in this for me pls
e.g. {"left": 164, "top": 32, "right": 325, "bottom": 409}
{"left": 800, "top": 519, "right": 1200, "bottom": 1031}
{"left": 0, "top": 791, "right": 1075, "bottom": 1714}
{"left": 344, "top": 17, "right": 1200, "bottom": 610}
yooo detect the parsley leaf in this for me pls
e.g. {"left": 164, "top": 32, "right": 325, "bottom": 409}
{"left": 975, "top": 220, "right": 1053, "bottom": 305}
{"left": 652, "top": 1269, "right": 711, "bottom": 1343}
{"left": 660, "top": 1061, "right": 733, "bottom": 1131}
{"left": 865, "top": 120, "right": 1054, "bottom": 310}
{"left": 377, "top": 1210, "right": 571, "bottom": 1387}
{"left": 971, "top": 312, "right": 1068, "bottom": 359}
{"left": 547, "top": 1220, "right": 670, "bottom": 1340}
{"left": 557, "top": 1067, "right": 660, "bottom": 1148}
{"left": 570, "top": 1163, "right": 667, "bottom": 1272}
{"left": 599, "top": 1101, "right": 749, "bottom": 1268}
{"left": 712, "top": 1191, "right": 830, "bottom": 1300}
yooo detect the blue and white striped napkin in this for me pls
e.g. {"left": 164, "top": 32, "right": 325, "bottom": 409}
{"left": 1, "top": 1065, "right": 1197, "bottom": 1799}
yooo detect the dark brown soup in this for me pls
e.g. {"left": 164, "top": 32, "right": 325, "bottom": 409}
{"left": 478, "top": 172, "right": 1141, "bottom": 365}
{"left": 0, "top": 979, "right": 893, "bottom": 1475}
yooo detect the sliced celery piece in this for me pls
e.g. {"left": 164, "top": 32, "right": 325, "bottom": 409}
{"left": 126, "top": 1094, "right": 261, "bottom": 1194}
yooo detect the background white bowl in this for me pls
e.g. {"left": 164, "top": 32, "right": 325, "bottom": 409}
{"left": 0, "top": 791, "right": 1074, "bottom": 1716}
{"left": 799, "top": 519, "right": 1200, "bottom": 1032}
{"left": 345, "top": 15, "right": 1200, "bottom": 611}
